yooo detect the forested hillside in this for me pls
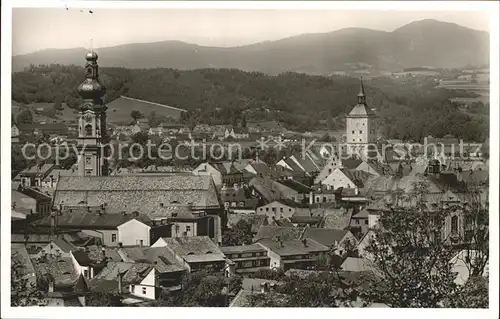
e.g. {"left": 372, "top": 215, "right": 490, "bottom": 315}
{"left": 12, "top": 65, "right": 489, "bottom": 141}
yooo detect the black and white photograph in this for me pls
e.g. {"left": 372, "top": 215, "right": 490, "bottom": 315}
{"left": 1, "top": 1, "right": 498, "bottom": 317}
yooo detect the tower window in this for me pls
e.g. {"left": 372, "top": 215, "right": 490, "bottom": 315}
{"left": 85, "top": 124, "right": 93, "bottom": 136}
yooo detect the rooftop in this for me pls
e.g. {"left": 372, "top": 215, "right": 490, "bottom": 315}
{"left": 254, "top": 226, "right": 305, "bottom": 242}
{"left": 160, "top": 236, "right": 225, "bottom": 261}
{"left": 220, "top": 244, "right": 267, "bottom": 255}
{"left": 302, "top": 228, "right": 351, "bottom": 248}
{"left": 53, "top": 175, "right": 221, "bottom": 215}
{"left": 257, "top": 238, "right": 328, "bottom": 256}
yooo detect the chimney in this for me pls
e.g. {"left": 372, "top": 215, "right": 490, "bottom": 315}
{"left": 309, "top": 191, "right": 313, "bottom": 205}
{"left": 118, "top": 272, "right": 123, "bottom": 295}
{"left": 48, "top": 279, "right": 55, "bottom": 293}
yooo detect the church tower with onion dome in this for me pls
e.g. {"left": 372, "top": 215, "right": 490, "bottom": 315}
{"left": 76, "top": 50, "right": 109, "bottom": 176}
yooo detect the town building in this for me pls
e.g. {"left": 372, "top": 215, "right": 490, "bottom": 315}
{"left": 256, "top": 237, "right": 328, "bottom": 270}
{"left": 221, "top": 244, "right": 271, "bottom": 275}
{"left": 12, "top": 188, "right": 52, "bottom": 215}
{"left": 152, "top": 236, "right": 226, "bottom": 273}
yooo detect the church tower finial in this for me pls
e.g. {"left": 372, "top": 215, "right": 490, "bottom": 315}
{"left": 357, "top": 77, "right": 366, "bottom": 105}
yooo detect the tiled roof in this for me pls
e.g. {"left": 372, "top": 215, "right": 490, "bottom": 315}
{"left": 86, "top": 245, "right": 123, "bottom": 263}
{"left": 340, "top": 168, "right": 374, "bottom": 188}
{"left": 284, "top": 158, "right": 304, "bottom": 173}
{"left": 302, "top": 228, "right": 350, "bottom": 248}
{"left": 20, "top": 164, "right": 55, "bottom": 176}
{"left": 352, "top": 208, "right": 369, "bottom": 219}
{"left": 160, "top": 236, "right": 224, "bottom": 260}
{"left": 118, "top": 246, "right": 185, "bottom": 273}
{"left": 33, "top": 211, "right": 150, "bottom": 229}
{"left": 53, "top": 175, "right": 221, "bottom": 215}
{"left": 12, "top": 244, "right": 36, "bottom": 280}
{"left": 220, "top": 244, "right": 267, "bottom": 255}
{"left": 228, "top": 214, "right": 268, "bottom": 233}
{"left": 341, "top": 159, "right": 363, "bottom": 170}
{"left": 257, "top": 238, "right": 328, "bottom": 256}
{"left": 52, "top": 238, "right": 77, "bottom": 253}
{"left": 32, "top": 256, "right": 78, "bottom": 286}
{"left": 89, "top": 262, "right": 153, "bottom": 291}
{"left": 253, "top": 226, "right": 304, "bottom": 242}
{"left": 277, "top": 179, "right": 311, "bottom": 194}
{"left": 72, "top": 250, "right": 93, "bottom": 266}
{"left": 15, "top": 187, "right": 52, "bottom": 202}
{"left": 347, "top": 104, "right": 376, "bottom": 117}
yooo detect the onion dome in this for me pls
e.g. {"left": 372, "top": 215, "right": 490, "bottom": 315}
{"left": 77, "top": 78, "right": 106, "bottom": 99}
{"left": 86, "top": 51, "right": 98, "bottom": 62}
{"left": 77, "top": 51, "right": 106, "bottom": 100}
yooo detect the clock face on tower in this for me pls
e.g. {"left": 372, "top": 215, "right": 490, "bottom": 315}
{"left": 84, "top": 113, "right": 93, "bottom": 122}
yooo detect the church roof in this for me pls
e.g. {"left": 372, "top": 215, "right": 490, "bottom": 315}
{"left": 53, "top": 175, "right": 221, "bottom": 216}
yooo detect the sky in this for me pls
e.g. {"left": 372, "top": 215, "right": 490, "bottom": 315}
{"left": 12, "top": 8, "right": 490, "bottom": 56}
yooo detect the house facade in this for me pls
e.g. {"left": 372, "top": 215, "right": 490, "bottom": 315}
{"left": 221, "top": 244, "right": 271, "bottom": 275}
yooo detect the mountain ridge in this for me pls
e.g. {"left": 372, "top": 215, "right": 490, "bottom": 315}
{"left": 13, "top": 19, "right": 489, "bottom": 73}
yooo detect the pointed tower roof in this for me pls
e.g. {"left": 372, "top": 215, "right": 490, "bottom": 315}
{"left": 347, "top": 77, "right": 376, "bottom": 118}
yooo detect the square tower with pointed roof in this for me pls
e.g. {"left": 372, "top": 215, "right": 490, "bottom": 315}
{"left": 346, "top": 77, "right": 377, "bottom": 146}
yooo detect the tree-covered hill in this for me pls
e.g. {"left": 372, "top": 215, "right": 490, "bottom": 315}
{"left": 12, "top": 65, "right": 489, "bottom": 141}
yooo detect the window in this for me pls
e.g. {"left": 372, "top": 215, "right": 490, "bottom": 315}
{"left": 85, "top": 124, "right": 93, "bottom": 136}
{"left": 85, "top": 157, "right": 92, "bottom": 165}
{"left": 323, "top": 197, "right": 326, "bottom": 202}
{"left": 359, "top": 130, "right": 363, "bottom": 134}
{"left": 352, "top": 131, "right": 355, "bottom": 134}
{"left": 142, "top": 287, "right": 147, "bottom": 295}
{"left": 451, "top": 216, "right": 458, "bottom": 234}
{"left": 131, "top": 285, "right": 135, "bottom": 292}
{"left": 140, "top": 239, "right": 144, "bottom": 246}
{"left": 272, "top": 207, "right": 276, "bottom": 212}
{"left": 365, "top": 220, "right": 369, "bottom": 225}
{"left": 355, "top": 219, "right": 360, "bottom": 225}
{"left": 260, "top": 259, "right": 267, "bottom": 266}
{"left": 83, "top": 269, "right": 89, "bottom": 278}
{"left": 289, "top": 208, "right": 292, "bottom": 212}
{"left": 359, "top": 139, "right": 362, "bottom": 142}
{"left": 280, "top": 207, "right": 283, "bottom": 213}
{"left": 266, "top": 207, "right": 269, "bottom": 212}
{"left": 260, "top": 208, "right": 263, "bottom": 212}
{"left": 186, "top": 226, "right": 191, "bottom": 232}
{"left": 362, "top": 123, "right": 365, "bottom": 126}
{"left": 328, "top": 169, "right": 332, "bottom": 173}
{"left": 175, "top": 225, "right": 180, "bottom": 233}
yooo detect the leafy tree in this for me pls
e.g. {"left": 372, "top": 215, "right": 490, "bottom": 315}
{"left": 361, "top": 182, "right": 489, "bottom": 308}
{"left": 16, "top": 110, "right": 33, "bottom": 124}
{"left": 130, "top": 110, "right": 143, "bottom": 121}
{"left": 11, "top": 252, "right": 43, "bottom": 306}
{"left": 53, "top": 95, "right": 64, "bottom": 110}
{"left": 155, "top": 271, "right": 239, "bottom": 307}
{"left": 86, "top": 291, "right": 123, "bottom": 307}
{"left": 222, "top": 219, "right": 253, "bottom": 246}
